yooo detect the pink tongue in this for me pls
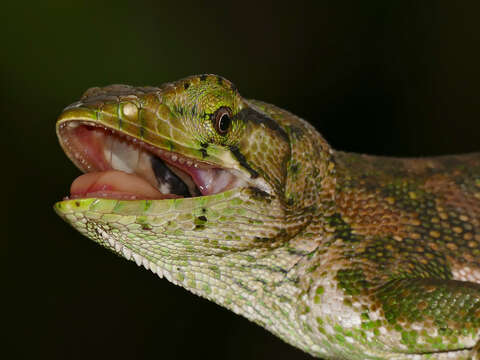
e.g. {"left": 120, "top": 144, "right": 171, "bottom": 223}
{"left": 70, "top": 170, "right": 180, "bottom": 200}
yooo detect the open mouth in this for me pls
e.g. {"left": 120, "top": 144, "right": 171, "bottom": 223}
{"left": 58, "top": 122, "right": 249, "bottom": 200}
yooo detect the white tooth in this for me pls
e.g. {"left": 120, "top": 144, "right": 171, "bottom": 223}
{"left": 171, "top": 154, "right": 178, "bottom": 162}
{"left": 149, "top": 262, "right": 157, "bottom": 273}
{"left": 133, "top": 253, "right": 142, "bottom": 266}
{"left": 107, "top": 237, "right": 115, "bottom": 248}
{"left": 122, "top": 246, "right": 131, "bottom": 260}
{"left": 115, "top": 242, "right": 122, "bottom": 252}
{"left": 155, "top": 267, "right": 164, "bottom": 278}
{"left": 186, "top": 160, "right": 193, "bottom": 166}
{"left": 178, "top": 157, "right": 185, "bottom": 164}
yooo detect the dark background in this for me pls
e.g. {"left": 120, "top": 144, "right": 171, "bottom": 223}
{"left": 3, "top": 1, "right": 480, "bottom": 359}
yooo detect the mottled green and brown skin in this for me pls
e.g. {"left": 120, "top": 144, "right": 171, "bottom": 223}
{"left": 55, "top": 75, "right": 480, "bottom": 359}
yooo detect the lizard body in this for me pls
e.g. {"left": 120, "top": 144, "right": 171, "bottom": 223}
{"left": 55, "top": 75, "right": 480, "bottom": 359}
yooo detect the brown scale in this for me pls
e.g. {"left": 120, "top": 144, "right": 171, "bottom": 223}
{"left": 420, "top": 174, "right": 480, "bottom": 275}
{"left": 333, "top": 151, "right": 480, "bottom": 284}
{"left": 336, "top": 188, "right": 413, "bottom": 240}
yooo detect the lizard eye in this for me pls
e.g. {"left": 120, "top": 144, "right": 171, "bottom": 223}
{"left": 213, "top": 107, "right": 232, "bottom": 135}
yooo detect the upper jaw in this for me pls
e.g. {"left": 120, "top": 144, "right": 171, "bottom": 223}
{"left": 57, "top": 118, "right": 271, "bottom": 201}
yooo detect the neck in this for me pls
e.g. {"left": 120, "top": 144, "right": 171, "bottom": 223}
{"left": 186, "top": 242, "right": 317, "bottom": 352}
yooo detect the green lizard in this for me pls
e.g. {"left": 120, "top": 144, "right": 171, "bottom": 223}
{"left": 55, "top": 74, "right": 480, "bottom": 359}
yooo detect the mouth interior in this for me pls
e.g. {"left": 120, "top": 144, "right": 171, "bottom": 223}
{"left": 58, "top": 122, "right": 248, "bottom": 200}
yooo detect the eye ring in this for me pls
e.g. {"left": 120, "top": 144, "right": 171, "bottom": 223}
{"left": 213, "top": 107, "right": 232, "bottom": 135}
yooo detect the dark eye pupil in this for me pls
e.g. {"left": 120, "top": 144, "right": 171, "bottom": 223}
{"left": 213, "top": 107, "right": 232, "bottom": 135}
{"left": 219, "top": 114, "right": 230, "bottom": 132}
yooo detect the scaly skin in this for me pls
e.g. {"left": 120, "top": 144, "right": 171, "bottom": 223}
{"left": 55, "top": 75, "right": 480, "bottom": 359}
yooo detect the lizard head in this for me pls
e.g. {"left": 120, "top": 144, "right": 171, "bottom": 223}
{"left": 54, "top": 74, "right": 334, "bottom": 296}
{"left": 56, "top": 75, "right": 285, "bottom": 202}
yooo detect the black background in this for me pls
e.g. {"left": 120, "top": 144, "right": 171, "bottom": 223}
{"left": 4, "top": 1, "right": 480, "bottom": 359}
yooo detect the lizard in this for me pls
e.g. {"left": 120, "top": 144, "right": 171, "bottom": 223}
{"left": 54, "top": 74, "right": 480, "bottom": 359}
